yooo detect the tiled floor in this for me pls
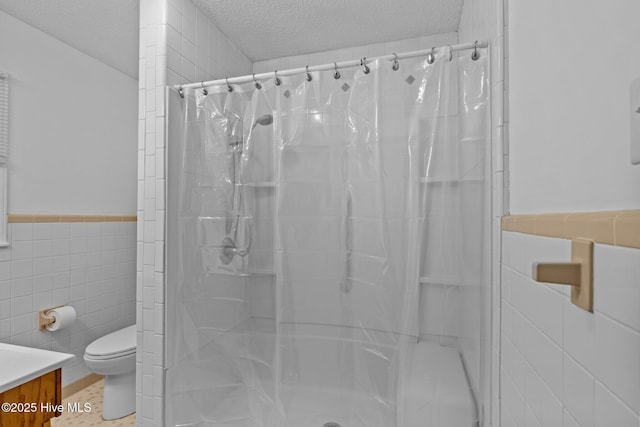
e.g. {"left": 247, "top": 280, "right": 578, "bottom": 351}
{"left": 51, "top": 379, "right": 136, "bottom": 426}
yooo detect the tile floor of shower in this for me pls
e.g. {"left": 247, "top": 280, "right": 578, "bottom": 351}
{"left": 167, "top": 320, "right": 475, "bottom": 427}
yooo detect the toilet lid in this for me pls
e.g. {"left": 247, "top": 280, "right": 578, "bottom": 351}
{"left": 85, "top": 325, "right": 136, "bottom": 358}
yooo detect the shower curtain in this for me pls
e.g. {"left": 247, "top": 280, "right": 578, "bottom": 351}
{"left": 166, "top": 46, "right": 489, "bottom": 427}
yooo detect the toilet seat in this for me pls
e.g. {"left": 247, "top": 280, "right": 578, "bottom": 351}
{"left": 84, "top": 348, "right": 135, "bottom": 360}
{"left": 85, "top": 325, "right": 136, "bottom": 359}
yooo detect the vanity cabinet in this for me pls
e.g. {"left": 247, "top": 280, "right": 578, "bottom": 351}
{"left": 0, "top": 368, "right": 61, "bottom": 427}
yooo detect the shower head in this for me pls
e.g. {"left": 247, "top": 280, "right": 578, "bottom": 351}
{"left": 251, "top": 114, "right": 273, "bottom": 129}
{"left": 227, "top": 114, "right": 273, "bottom": 147}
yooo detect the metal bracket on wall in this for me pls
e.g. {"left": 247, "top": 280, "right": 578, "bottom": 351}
{"left": 531, "top": 238, "right": 594, "bottom": 312}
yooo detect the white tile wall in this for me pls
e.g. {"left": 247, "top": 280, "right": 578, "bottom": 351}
{"left": 137, "top": 0, "right": 252, "bottom": 425}
{"left": 502, "top": 231, "right": 640, "bottom": 427}
{"left": 141, "top": 1, "right": 505, "bottom": 425}
{"left": 0, "top": 221, "right": 136, "bottom": 386}
{"left": 256, "top": 32, "right": 474, "bottom": 346}
{"left": 458, "top": 0, "right": 505, "bottom": 424}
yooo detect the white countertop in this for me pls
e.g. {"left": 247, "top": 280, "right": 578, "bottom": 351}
{"left": 0, "top": 343, "right": 75, "bottom": 393}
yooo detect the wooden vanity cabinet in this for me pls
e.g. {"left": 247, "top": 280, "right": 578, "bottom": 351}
{"left": 0, "top": 368, "right": 61, "bottom": 427}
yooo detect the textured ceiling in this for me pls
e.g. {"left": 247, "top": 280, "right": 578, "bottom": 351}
{"left": 192, "top": 0, "right": 463, "bottom": 61}
{"left": 0, "top": 0, "right": 462, "bottom": 79}
{"left": 0, "top": 0, "right": 139, "bottom": 79}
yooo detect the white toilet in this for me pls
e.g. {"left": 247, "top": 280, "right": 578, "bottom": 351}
{"left": 84, "top": 325, "right": 136, "bottom": 420}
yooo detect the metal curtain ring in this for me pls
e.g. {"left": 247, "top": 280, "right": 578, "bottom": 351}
{"left": 253, "top": 74, "right": 262, "bottom": 89}
{"left": 427, "top": 47, "right": 436, "bottom": 65}
{"left": 177, "top": 85, "right": 184, "bottom": 98}
{"left": 333, "top": 62, "right": 341, "bottom": 79}
{"left": 274, "top": 70, "right": 282, "bottom": 86}
{"left": 226, "top": 78, "right": 233, "bottom": 92}
{"left": 392, "top": 53, "right": 400, "bottom": 71}
{"left": 447, "top": 46, "right": 453, "bottom": 61}
{"left": 361, "top": 58, "right": 370, "bottom": 74}
{"left": 305, "top": 65, "right": 312, "bottom": 81}
{"left": 472, "top": 41, "right": 480, "bottom": 61}
{"left": 200, "top": 81, "right": 208, "bottom": 95}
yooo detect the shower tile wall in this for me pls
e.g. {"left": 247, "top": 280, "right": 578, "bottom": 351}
{"left": 253, "top": 32, "right": 461, "bottom": 342}
{"left": 140, "top": 3, "right": 502, "bottom": 427}
{"left": 137, "top": 0, "right": 252, "bottom": 425}
{"left": 255, "top": 27, "right": 501, "bottom": 425}
{"left": 458, "top": 0, "right": 505, "bottom": 424}
{"left": 0, "top": 221, "right": 136, "bottom": 386}
{"left": 501, "top": 232, "right": 640, "bottom": 426}
{"left": 257, "top": 18, "right": 501, "bottom": 419}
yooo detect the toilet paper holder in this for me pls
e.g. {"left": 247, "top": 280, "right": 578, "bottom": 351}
{"left": 38, "top": 305, "right": 64, "bottom": 330}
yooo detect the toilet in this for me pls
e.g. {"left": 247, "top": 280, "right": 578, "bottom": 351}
{"left": 84, "top": 325, "right": 136, "bottom": 420}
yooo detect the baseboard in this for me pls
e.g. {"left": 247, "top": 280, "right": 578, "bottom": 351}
{"left": 61, "top": 373, "right": 103, "bottom": 399}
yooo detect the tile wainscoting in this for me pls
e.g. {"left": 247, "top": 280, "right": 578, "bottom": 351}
{"left": 0, "top": 217, "right": 137, "bottom": 387}
{"left": 501, "top": 211, "right": 640, "bottom": 426}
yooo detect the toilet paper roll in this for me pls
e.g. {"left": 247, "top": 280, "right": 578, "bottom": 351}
{"left": 45, "top": 306, "right": 77, "bottom": 331}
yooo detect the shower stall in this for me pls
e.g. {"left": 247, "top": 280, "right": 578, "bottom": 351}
{"left": 165, "top": 44, "right": 490, "bottom": 427}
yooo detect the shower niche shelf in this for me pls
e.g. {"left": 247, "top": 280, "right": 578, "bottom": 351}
{"left": 214, "top": 271, "right": 275, "bottom": 279}
{"left": 419, "top": 276, "right": 458, "bottom": 286}
{"left": 419, "top": 276, "right": 481, "bottom": 288}
{"left": 419, "top": 177, "right": 483, "bottom": 184}
{"left": 460, "top": 137, "right": 486, "bottom": 144}
{"left": 214, "top": 267, "right": 274, "bottom": 278}
{"left": 245, "top": 182, "right": 276, "bottom": 188}
{"left": 241, "top": 271, "right": 274, "bottom": 277}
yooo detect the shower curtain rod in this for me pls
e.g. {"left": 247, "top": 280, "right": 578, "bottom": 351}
{"left": 176, "top": 40, "right": 488, "bottom": 92}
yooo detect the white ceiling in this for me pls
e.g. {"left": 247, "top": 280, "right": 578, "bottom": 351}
{"left": 194, "top": 0, "right": 464, "bottom": 61}
{"left": 0, "top": 0, "right": 139, "bottom": 79}
{"left": 0, "top": 0, "right": 463, "bottom": 79}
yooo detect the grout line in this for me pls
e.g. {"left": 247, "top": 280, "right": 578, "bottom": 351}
{"left": 502, "top": 313, "right": 563, "bottom": 401}
{"left": 505, "top": 252, "right": 640, "bottom": 335}
{"left": 563, "top": 351, "right": 638, "bottom": 426}
{"left": 505, "top": 289, "right": 640, "bottom": 419}
{"left": 564, "top": 408, "right": 581, "bottom": 426}
{"left": 594, "top": 378, "right": 640, "bottom": 418}
{"left": 595, "top": 310, "right": 640, "bottom": 338}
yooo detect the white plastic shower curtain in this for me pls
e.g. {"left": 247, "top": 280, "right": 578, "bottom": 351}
{"left": 166, "top": 46, "right": 489, "bottom": 427}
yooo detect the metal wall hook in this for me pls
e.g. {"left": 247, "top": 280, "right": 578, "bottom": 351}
{"left": 361, "top": 58, "right": 370, "bottom": 74}
{"left": 333, "top": 62, "right": 341, "bottom": 79}
{"left": 274, "top": 70, "right": 282, "bottom": 86}
{"left": 305, "top": 65, "right": 312, "bottom": 81}
{"left": 392, "top": 53, "right": 400, "bottom": 71}
{"left": 427, "top": 47, "right": 436, "bottom": 65}
{"left": 177, "top": 85, "right": 184, "bottom": 98}
{"left": 200, "top": 81, "right": 208, "bottom": 95}
{"left": 253, "top": 74, "right": 262, "bottom": 89}
{"left": 226, "top": 78, "right": 233, "bottom": 92}
{"left": 471, "top": 40, "right": 480, "bottom": 61}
